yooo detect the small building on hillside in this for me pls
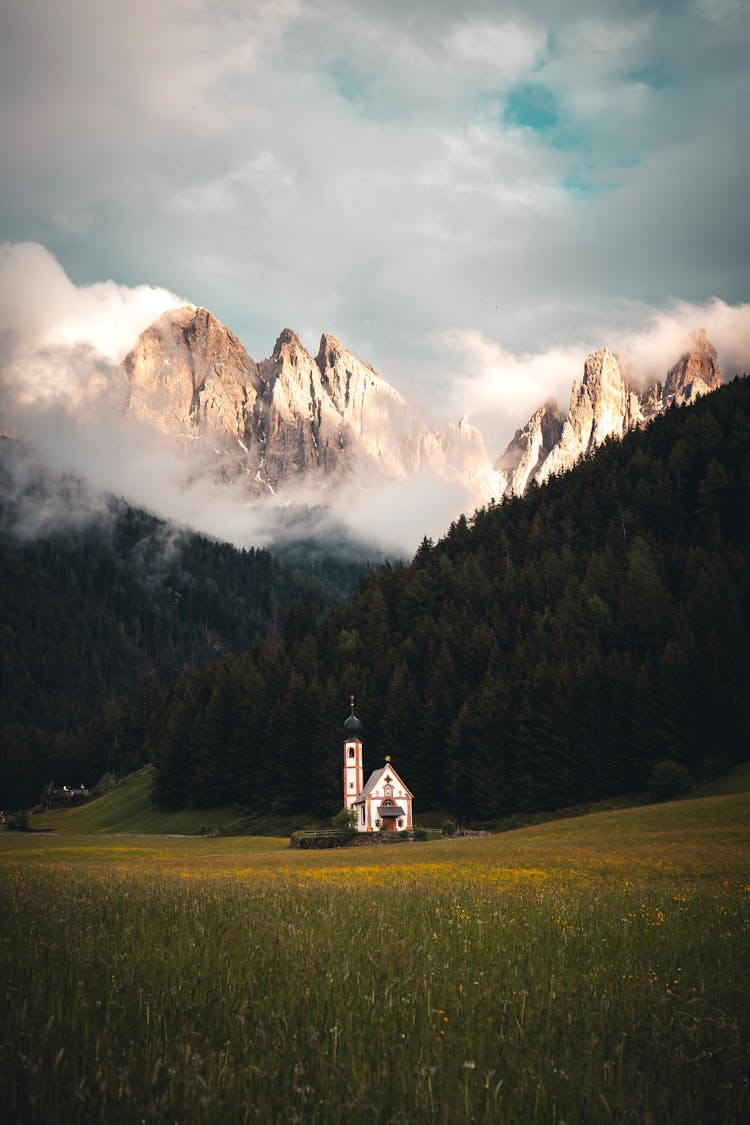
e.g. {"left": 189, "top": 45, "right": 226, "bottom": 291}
{"left": 45, "top": 783, "right": 90, "bottom": 807}
{"left": 342, "top": 697, "right": 413, "bottom": 832}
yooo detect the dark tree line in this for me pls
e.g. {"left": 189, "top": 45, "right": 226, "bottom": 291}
{"left": 149, "top": 377, "right": 750, "bottom": 820}
{"left": 0, "top": 464, "right": 359, "bottom": 808}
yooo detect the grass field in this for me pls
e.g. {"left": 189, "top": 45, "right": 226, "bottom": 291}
{"left": 29, "top": 759, "right": 750, "bottom": 841}
{"left": 2, "top": 793, "right": 749, "bottom": 1123}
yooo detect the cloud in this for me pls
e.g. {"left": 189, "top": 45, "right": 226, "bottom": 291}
{"left": 440, "top": 329, "right": 583, "bottom": 451}
{"left": 611, "top": 299, "right": 750, "bottom": 387}
{"left": 0, "top": 242, "right": 183, "bottom": 368}
{"left": 444, "top": 299, "right": 750, "bottom": 452}
{"left": 3, "top": 0, "right": 747, "bottom": 380}
{"left": 1, "top": 246, "right": 749, "bottom": 557}
{"left": 0, "top": 245, "right": 478, "bottom": 556}
{"left": 2, "top": 381, "right": 468, "bottom": 557}
{"left": 441, "top": 18, "right": 547, "bottom": 84}
{"left": 0, "top": 0, "right": 300, "bottom": 147}
{"left": 1, "top": 0, "right": 749, "bottom": 550}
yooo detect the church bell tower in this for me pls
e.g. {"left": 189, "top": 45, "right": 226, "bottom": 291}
{"left": 343, "top": 695, "right": 364, "bottom": 810}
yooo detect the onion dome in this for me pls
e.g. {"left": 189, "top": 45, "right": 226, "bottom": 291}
{"left": 344, "top": 693, "right": 362, "bottom": 737}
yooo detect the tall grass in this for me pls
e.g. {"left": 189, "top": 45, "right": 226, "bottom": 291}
{"left": 1, "top": 794, "right": 748, "bottom": 1123}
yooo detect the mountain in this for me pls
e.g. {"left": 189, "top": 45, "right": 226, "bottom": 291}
{"left": 122, "top": 308, "right": 727, "bottom": 511}
{"left": 122, "top": 305, "right": 260, "bottom": 448}
{"left": 121, "top": 306, "right": 499, "bottom": 499}
{"left": 497, "top": 329, "right": 724, "bottom": 495}
{"left": 662, "top": 326, "right": 723, "bottom": 407}
{"left": 495, "top": 400, "right": 564, "bottom": 496}
{"left": 536, "top": 347, "right": 641, "bottom": 485}
{"left": 148, "top": 375, "right": 750, "bottom": 818}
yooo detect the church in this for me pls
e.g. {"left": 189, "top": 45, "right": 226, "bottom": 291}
{"left": 342, "top": 697, "right": 413, "bottom": 832}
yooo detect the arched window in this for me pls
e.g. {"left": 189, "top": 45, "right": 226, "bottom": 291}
{"left": 348, "top": 746, "right": 355, "bottom": 759}
{"left": 384, "top": 783, "right": 393, "bottom": 797}
{"left": 381, "top": 798, "right": 394, "bottom": 807}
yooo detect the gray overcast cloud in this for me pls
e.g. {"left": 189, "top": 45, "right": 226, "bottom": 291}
{"left": 1, "top": 0, "right": 749, "bottom": 455}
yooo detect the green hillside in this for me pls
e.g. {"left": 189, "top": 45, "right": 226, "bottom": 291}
{"left": 151, "top": 377, "right": 750, "bottom": 819}
{"left": 30, "top": 768, "right": 240, "bottom": 835}
{"left": 697, "top": 758, "right": 750, "bottom": 797}
{"left": 32, "top": 756, "right": 750, "bottom": 846}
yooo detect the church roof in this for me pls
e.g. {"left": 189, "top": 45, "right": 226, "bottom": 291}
{"left": 352, "top": 764, "right": 413, "bottom": 804}
{"left": 344, "top": 712, "right": 362, "bottom": 737}
{"left": 352, "top": 767, "right": 385, "bottom": 805}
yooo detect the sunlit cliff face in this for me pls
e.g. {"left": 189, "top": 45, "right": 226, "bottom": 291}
{"left": 1, "top": 243, "right": 748, "bottom": 556}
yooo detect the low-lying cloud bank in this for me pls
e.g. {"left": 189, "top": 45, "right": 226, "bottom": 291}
{"left": 2, "top": 243, "right": 749, "bottom": 556}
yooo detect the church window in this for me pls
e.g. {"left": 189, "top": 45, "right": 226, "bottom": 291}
{"left": 348, "top": 747, "right": 354, "bottom": 759}
{"left": 384, "top": 783, "right": 393, "bottom": 797}
{"left": 348, "top": 781, "right": 354, "bottom": 789}
{"left": 382, "top": 798, "right": 394, "bottom": 806}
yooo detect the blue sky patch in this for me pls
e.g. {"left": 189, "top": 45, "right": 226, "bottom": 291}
{"left": 325, "top": 58, "right": 367, "bottom": 106}
{"left": 504, "top": 82, "right": 559, "bottom": 133}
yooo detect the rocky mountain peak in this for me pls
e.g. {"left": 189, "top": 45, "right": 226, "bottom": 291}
{"left": 575, "top": 346, "right": 640, "bottom": 449}
{"left": 582, "top": 347, "right": 621, "bottom": 395}
{"left": 118, "top": 302, "right": 729, "bottom": 512}
{"left": 180, "top": 304, "right": 209, "bottom": 330}
{"left": 537, "top": 346, "right": 638, "bottom": 483}
{"left": 162, "top": 305, "right": 238, "bottom": 346}
{"left": 663, "top": 328, "right": 722, "bottom": 406}
{"left": 691, "top": 327, "right": 713, "bottom": 353}
{"left": 495, "top": 399, "right": 564, "bottom": 495}
{"left": 272, "top": 328, "right": 309, "bottom": 365}
{"left": 316, "top": 332, "right": 346, "bottom": 369}
{"left": 497, "top": 331, "right": 724, "bottom": 495}
{"left": 316, "top": 332, "right": 381, "bottom": 384}
{"left": 121, "top": 305, "right": 259, "bottom": 443}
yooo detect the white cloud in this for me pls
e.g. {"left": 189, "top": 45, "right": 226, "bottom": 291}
{"left": 2, "top": 245, "right": 749, "bottom": 557}
{"left": 3, "top": 1, "right": 746, "bottom": 371}
{"left": 0, "top": 240, "right": 182, "bottom": 380}
{"left": 611, "top": 299, "right": 750, "bottom": 385}
{"left": 441, "top": 330, "right": 585, "bottom": 452}
{"left": 0, "top": 245, "right": 475, "bottom": 555}
{"left": 443, "top": 299, "right": 750, "bottom": 453}
{"left": 0, "top": 0, "right": 301, "bottom": 145}
{"left": 0, "top": 0, "right": 748, "bottom": 518}
{"left": 441, "top": 18, "right": 547, "bottom": 84}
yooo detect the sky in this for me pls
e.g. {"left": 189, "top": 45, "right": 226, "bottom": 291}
{"left": 1, "top": 0, "right": 749, "bottom": 549}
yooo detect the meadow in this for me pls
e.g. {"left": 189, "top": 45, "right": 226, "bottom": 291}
{"left": 1, "top": 793, "right": 748, "bottom": 1123}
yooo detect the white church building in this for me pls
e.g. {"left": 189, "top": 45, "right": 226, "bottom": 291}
{"left": 343, "top": 697, "right": 413, "bottom": 832}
